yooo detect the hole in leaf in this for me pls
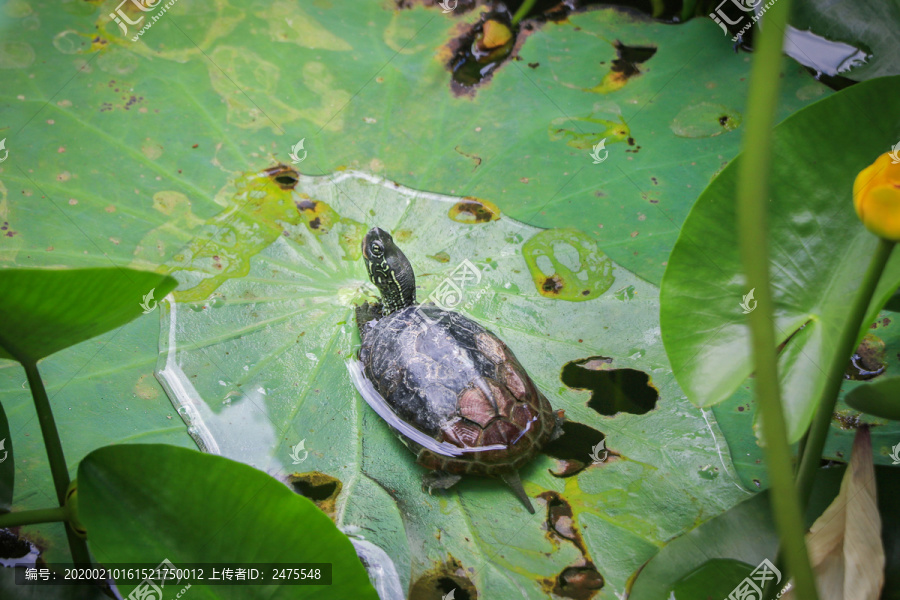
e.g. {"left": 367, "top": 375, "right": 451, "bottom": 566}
{"left": 554, "top": 564, "right": 605, "bottom": 600}
{"left": 609, "top": 41, "right": 657, "bottom": 79}
{"left": 449, "top": 8, "right": 516, "bottom": 93}
{"left": 537, "top": 492, "right": 604, "bottom": 599}
{"left": 845, "top": 333, "right": 886, "bottom": 380}
{"left": 0, "top": 529, "right": 40, "bottom": 566}
{"left": 543, "top": 422, "right": 608, "bottom": 477}
{"left": 409, "top": 557, "right": 477, "bottom": 600}
{"left": 539, "top": 492, "right": 585, "bottom": 551}
{"left": 0, "top": 529, "right": 31, "bottom": 560}
{"left": 287, "top": 471, "right": 342, "bottom": 516}
{"left": 264, "top": 164, "right": 300, "bottom": 190}
{"left": 561, "top": 357, "right": 658, "bottom": 416}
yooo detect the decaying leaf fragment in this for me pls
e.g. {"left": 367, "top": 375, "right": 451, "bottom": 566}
{"left": 783, "top": 427, "right": 884, "bottom": 600}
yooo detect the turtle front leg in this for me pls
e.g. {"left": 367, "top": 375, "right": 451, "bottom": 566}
{"left": 421, "top": 470, "right": 462, "bottom": 495}
{"left": 355, "top": 302, "right": 383, "bottom": 337}
{"left": 550, "top": 408, "right": 566, "bottom": 441}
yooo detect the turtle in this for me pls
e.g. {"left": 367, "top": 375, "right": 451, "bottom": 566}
{"left": 347, "top": 227, "right": 563, "bottom": 513}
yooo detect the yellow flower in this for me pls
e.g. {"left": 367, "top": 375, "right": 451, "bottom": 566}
{"left": 853, "top": 151, "right": 900, "bottom": 242}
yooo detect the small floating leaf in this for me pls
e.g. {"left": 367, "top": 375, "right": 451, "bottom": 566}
{"left": 522, "top": 228, "right": 614, "bottom": 301}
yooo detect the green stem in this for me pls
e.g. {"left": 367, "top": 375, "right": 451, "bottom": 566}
{"left": 511, "top": 0, "right": 537, "bottom": 25}
{"left": 681, "top": 0, "right": 698, "bottom": 22}
{"left": 0, "top": 506, "right": 66, "bottom": 528}
{"left": 734, "top": 0, "right": 817, "bottom": 598}
{"left": 24, "top": 362, "right": 70, "bottom": 505}
{"left": 796, "top": 238, "right": 895, "bottom": 505}
{"left": 769, "top": 236, "right": 893, "bottom": 595}
{"left": 23, "top": 361, "right": 92, "bottom": 566}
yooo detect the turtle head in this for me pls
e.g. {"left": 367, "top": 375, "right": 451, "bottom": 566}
{"left": 362, "top": 227, "right": 416, "bottom": 314}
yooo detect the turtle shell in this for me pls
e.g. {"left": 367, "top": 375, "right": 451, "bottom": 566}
{"left": 358, "top": 303, "right": 556, "bottom": 476}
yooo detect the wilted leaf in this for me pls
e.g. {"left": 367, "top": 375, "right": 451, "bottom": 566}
{"left": 782, "top": 428, "right": 884, "bottom": 600}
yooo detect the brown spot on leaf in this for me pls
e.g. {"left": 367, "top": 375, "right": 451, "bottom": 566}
{"left": 542, "top": 274, "right": 564, "bottom": 294}
{"left": 449, "top": 197, "right": 500, "bottom": 223}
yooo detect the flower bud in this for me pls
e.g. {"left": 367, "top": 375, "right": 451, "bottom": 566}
{"left": 853, "top": 151, "right": 900, "bottom": 242}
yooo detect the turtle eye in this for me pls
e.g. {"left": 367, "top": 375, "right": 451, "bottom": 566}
{"left": 370, "top": 241, "right": 384, "bottom": 257}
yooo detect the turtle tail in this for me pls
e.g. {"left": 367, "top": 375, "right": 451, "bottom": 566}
{"left": 499, "top": 470, "right": 535, "bottom": 514}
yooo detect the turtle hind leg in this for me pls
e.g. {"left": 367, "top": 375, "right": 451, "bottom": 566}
{"left": 499, "top": 470, "right": 535, "bottom": 514}
{"left": 421, "top": 470, "right": 462, "bottom": 495}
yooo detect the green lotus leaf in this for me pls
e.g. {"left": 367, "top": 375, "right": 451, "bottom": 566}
{"left": 661, "top": 76, "right": 900, "bottom": 442}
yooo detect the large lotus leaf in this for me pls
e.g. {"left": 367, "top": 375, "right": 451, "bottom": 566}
{"left": 0, "top": 1, "right": 829, "bottom": 284}
{"left": 78, "top": 444, "right": 377, "bottom": 599}
{"left": 660, "top": 76, "right": 900, "bottom": 443}
{"left": 153, "top": 170, "right": 750, "bottom": 598}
